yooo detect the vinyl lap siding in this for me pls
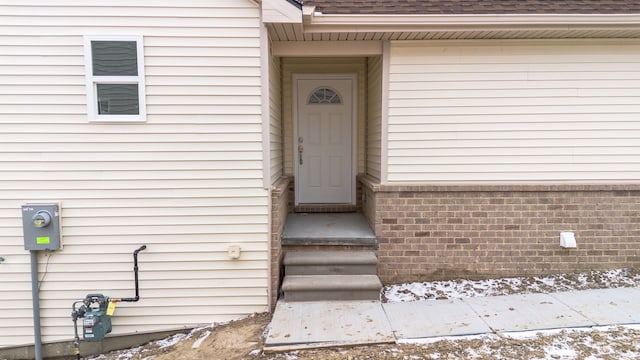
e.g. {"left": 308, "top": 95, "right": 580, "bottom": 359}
{"left": 0, "top": 0, "right": 267, "bottom": 347}
{"left": 270, "top": 55, "right": 283, "bottom": 184}
{"left": 388, "top": 40, "right": 640, "bottom": 182}
{"left": 367, "top": 56, "right": 383, "bottom": 181}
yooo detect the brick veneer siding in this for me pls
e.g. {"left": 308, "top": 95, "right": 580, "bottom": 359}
{"left": 360, "top": 176, "right": 640, "bottom": 284}
{"left": 270, "top": 176, "right": 290, "bottom": 308}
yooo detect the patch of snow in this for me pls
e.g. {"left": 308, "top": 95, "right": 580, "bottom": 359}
{"left": 155, "top": 333, "right": 187, "bottom": 348}
{"left": 383, "top": 268, "right": 640, "bottom": 303}
{"left": 185, "top": 324, "right": 212, "bottom": 339}
{"left": 398, "top": 333, "right": 497, "bottom": 345}
{"left": 86, "top": 346, "right": 144, "bottom": 360}
{"left": 502, "top": 328, "right": 568, "bottom": 340}
{"left": 191, "top": 330, "right": 211, "bottom": 349}
{"left": 623, "top": 324, "right": 640, "bottom": 331}
{"left": 542, "top": 345, "right": 577, "bottom": 360}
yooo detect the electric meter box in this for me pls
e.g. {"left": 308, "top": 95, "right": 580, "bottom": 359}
{"left": 21, "top": 203, "right": 62, "bottom": 251}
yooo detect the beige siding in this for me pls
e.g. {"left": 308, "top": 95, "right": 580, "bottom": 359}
{"left": 0, "top": 0, "right": 267, "bottom": 347}
{"left": 388, "top": 40, "right": 640, "bottom": 182}
{"left": 282, "top": 58, "right": 367, "bottom": 176}
{"left": 367, "top": 56, "right": 383, "bottom": 180}
{"left": 270, "top": 55, "right": 283, "bottom": 184}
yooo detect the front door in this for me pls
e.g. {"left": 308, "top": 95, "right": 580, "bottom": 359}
{"left": 295, "top": 75, "right": 355, "bottom": 205}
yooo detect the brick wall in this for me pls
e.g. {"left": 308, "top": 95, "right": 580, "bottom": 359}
{"left": 270, "top": 176, "right": 290, "bottom": 308}
{"left": 361, "top": 177, "right": 640, "bottom": 284}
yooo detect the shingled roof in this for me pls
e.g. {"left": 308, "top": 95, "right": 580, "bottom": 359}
{"left": 303, "top": 1, "right": 640, "bottom": 15}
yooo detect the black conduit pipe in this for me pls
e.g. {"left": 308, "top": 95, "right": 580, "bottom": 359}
{"left": 111, "top": 245, "right": 146, "bottom": 303}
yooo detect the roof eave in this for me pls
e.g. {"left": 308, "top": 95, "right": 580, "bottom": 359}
{"left": 302, "top": 11, "right": 640, "bottom": 33}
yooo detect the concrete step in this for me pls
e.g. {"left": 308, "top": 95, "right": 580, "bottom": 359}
{"left": 282, "top": 275, "right": 382, "bottom": 302}
{"left": 284, "top": 251, "right": 378, "bottom": 276}
{"left": 281, "top": 213, "right": 377, "bottom": 246}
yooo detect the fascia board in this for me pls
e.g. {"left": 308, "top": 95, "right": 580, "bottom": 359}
{"left": 303, "top": 13, "right": 640, "bottom": 32}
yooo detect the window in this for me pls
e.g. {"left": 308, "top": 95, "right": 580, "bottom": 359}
{"left": 308, "top": 87, "right": 342, "bottom": 104}
{"left": 84, "top": 36, "right": 146, "bottom": 122}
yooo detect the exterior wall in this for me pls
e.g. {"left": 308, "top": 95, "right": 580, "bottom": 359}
{"left": 366, "top": 56, "right": 383, "bottom": 181}
{"left": 0, "top": 0, "right": 268, "bottom": 348}
{"left": 269, "top": 55, "right": 283, "bottom": 184}
{"left": 368, "top": 39, "right": 640, "bottom": 283}
{"left": 363, "top": 181, "right": 640, "bottom": 283}
{"left": 388, "top": 40, "right": 640, "bottom": 182}
{"left": 269, "top": 177, "right": 289, "bottom": 309}
{"left": 281, "top": 57, "right": 367, "bottom": 177}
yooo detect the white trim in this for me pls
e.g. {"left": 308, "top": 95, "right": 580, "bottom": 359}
{"left": 272, "top": 41, "right": 382, "bottom": 57}
{"left": 262, "top": 0, "right": 302, "bottom": 23}
{"left": 380, "top": 41, "right": 390, "bottom": 185}
{"left": 259, "top": 18, "right": 274, "bottom": 311}
{"left": 260, "top": 23, "right": 271, "bottom": 190}
{"left": 83, "top": 35, "right": 146, "bottom": 123}
{"left": 303, "top": 12, "right": 640, "bottom": 30}
{"left": 293, "top": 73, "right": 358, "bottom": 205}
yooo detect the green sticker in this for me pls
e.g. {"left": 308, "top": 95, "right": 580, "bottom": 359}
{"left": 36, "top": 237, "right": 50, "bottom": 244}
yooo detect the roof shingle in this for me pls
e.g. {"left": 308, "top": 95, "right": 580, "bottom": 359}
{"left": 303, "top": 1, "right": 640, "bottom": 15}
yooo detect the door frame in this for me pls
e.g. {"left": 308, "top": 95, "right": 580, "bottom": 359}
{"left": 293, "top": 73, "right": 358, "bottom": 206}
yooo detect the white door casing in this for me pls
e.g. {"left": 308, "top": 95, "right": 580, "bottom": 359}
{"left": 294, "top": 75, "right": 356, "bottom": 205}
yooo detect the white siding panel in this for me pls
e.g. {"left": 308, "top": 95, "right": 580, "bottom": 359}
{"left": 388, "top": 40, "right": 640, "bottom": 182}
{"left": 0, "top": 0, "right": 267, "bottom": 348}
{"left": 367, "top": 56, "right": 382, "bottom": 180}
{"left": 270, "top": 55, "right": 283, "bottom": 184}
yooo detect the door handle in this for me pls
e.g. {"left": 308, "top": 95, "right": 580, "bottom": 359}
{"left": 298, "top": 145, "right": 303, "bottom": 165}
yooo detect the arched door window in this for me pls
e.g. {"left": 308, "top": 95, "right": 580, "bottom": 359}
{"left": 307, "top": 87, "right": 342, "bottom": 104}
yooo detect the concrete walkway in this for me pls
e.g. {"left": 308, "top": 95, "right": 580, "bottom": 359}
{"left": 265, "top": 287, "right": 640, "bottom": 349}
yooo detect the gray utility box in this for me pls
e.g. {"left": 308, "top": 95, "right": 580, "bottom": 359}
{"left": 21, "top": 203, "right": 62, "bottom": 251}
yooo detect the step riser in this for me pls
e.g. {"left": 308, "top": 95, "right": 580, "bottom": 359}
{"left": 284, "top": 290, "right": 380, "bottom": 302}
{"left": 286, "top": 264, "right": 377, "bottom": 276}
{"left": 281, "top": 250, "right": 382, "bottom": 302}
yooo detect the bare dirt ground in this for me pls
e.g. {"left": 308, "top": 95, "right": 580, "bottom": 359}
{"left": 88, "top": 268, "right": 640, "bottom": 360}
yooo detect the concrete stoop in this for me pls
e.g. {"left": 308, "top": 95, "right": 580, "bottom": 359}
{"left": 282, "top": 251, "right": 382, "bottom": 302}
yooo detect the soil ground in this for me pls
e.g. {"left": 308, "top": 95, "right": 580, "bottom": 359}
{"left": 88, "top": 269, "right": 640, "bottom": 360}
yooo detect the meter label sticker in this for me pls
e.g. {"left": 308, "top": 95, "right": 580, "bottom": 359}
{"left": 36, "top": 237, "right": 50, "bottom": 244}
{"left": 107, "top": 301, "right": 116, "bottom": 316}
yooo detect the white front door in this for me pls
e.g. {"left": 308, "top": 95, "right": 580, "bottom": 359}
{"left": 295, "top": 75, "right": 355, "bottom": 205}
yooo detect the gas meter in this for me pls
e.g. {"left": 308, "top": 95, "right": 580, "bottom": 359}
{"left": 75, "top": 294, "right": 112, "bottom": 342}
{"left": 71, "top": 245, "right": 146, "bottom": 358}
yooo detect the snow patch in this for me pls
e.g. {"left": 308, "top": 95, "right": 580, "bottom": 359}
{"left": 155, "top": 333, "right": 187, "bottom": 348}
{"left": 383, "top": 268, "right": 640, "bottom": 303}
{"left": 191, "top": 330, "right": 211, "bottom": 349}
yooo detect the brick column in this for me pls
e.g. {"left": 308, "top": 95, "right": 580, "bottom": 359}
{"left": 269, "top": 176, "right": 290, "bottom": 308}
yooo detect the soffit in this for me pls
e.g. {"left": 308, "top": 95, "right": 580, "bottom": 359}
{"left": 268, "top": 23, "right": 640, "bottom": 42}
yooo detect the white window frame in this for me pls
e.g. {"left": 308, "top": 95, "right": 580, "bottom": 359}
{"left": 84, "top": 35, "right": 146, "bottom": 122}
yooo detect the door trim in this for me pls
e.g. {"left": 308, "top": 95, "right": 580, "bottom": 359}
{"left": 293, "top": 73, "right": 357, "bottom": 206}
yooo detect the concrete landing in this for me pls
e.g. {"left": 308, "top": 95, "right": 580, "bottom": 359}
{"left": 462, "top": 292, "right": 595, "bottom": 332}
{"left": 383, "top": 300, "right": 491, "bottom": 339}
{"left": 281, "top": 213, "right": 376, "bottom": 246}
{"left": 550, "top": 287, "right": 640, "bottom": 325}
{"left": 264, "top": 287, "right": 640, "bottom": 351}
{"left": 266, "top": 301, "right": 394, "bottom": 348}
